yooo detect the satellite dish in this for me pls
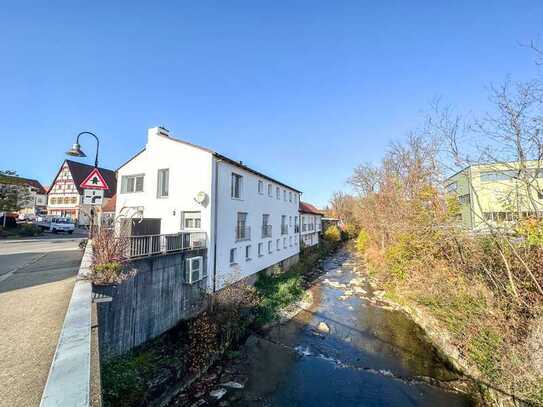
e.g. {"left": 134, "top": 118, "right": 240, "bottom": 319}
{"left": 195, "top": 191, "right": 207, "bottom": 204}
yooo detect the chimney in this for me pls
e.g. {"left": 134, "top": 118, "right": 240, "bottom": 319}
{"left": 147, "top": 126, "right": 170, "bottom": 145}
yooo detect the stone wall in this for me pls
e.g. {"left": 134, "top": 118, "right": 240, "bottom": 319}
{"left": 96, "top": 250, "right": 207, "bottom": 360}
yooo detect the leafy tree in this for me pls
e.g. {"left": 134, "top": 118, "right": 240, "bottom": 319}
{"left": 0, "top": 170, "right": 32, "bottom": 228}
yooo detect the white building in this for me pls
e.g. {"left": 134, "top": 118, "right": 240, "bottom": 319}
{"left": 299, "top": 201, "right": 323, "bottom": 247}
{"left": 115, "top": 127, "right": 302, "bottom": 291}
{"left": 0, "top": 175, "right": 47, "bottom": 219}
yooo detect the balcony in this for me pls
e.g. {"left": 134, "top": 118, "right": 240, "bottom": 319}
{"left": 302, "top": 224, "right": 307, "bottom": 232}
{"left": 281, "top": 224, "right": 288, "bottom": 235}
{"left": 125, "top": 232, "right": 207, "bottom": 259}
{"left": 262, "top": 224, "right": 272, "bottom": 238}
{"left": 236, "top": 226, "right": 251, "bottom": 241}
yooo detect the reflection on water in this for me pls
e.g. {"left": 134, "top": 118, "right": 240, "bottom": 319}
{"left": 185, "top": 249, "right": 474, "bottom": 407}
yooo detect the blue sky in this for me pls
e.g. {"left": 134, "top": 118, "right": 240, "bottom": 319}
{"left": 1, "top": 1, "right": 542, "bottom": 207}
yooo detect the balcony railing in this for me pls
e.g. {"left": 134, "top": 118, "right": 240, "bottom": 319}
{"left": 236, "top": 226, "right": 251, "bottom": 241}
{"left": 125, "top": 232, "right": 207, "bottom": 258}
{"left": 294, "top": 225, "right": 300, "bottom": 233}
{"left": 281, "top": 224, "right": 288, "bottom": 235}
{"left": 262, "top": 224, "right": 272, "bottom": 238}
{"left": 302, "top": 224, "right": 307, "bottom": 232}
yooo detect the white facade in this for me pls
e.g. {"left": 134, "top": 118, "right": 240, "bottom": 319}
{"left": 116, "top": 127, "right": 301, "bottom": 291}
{"left": 300, "top": 212, "right": 322, "bottom": 247}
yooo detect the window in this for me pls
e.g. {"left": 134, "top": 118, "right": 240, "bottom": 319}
{"left": 262, "top": 214, "right": 271, "bottom": 237}
{"left": 289, "top": 191, "right": 292, "bottom": 202}
{"left": 182, "top": 211, "right": 201, "bottom": 229}
{"left": 64, "top": 197, "right": 70, "bottom": 204}
{"left": 236, "top": 212, "right": 249, "bottom": 241}
{"left": 121, "top": 174, "right": 144, "bottom": 193}
{"left": 50, "top": 197, "right": 56, "bottom": 205}
{"left": 289, "top": 236, "right": 292, "bottom": 246}
{"left": 157, "top": 169, "right": 169, "bottom": 198}
{"left": 268, "top": 184, "right": 273, "bottom": 197}
{"left": 538, "top": 191, "right": 543, "bottom": 200}
{"left": 185, "top": 256, "right": 205, "bottom": 284}
{"left": 445, "top": 182, "right": 458, "bottom": 193}
{"left": 246, "top": 245, "right": 251, "bottom": 261}
{"left": 458, "top": 194, "right": 470, "bottom": 204}
{"left": 283, "top": 190, "right": 287, "bottom": 201}
{"left": 276, "top": 186, "right": 280, "bottom": 199}
{"left": 283, "top": 238, "right": 287, "bottom": 248}
{"left": 258, "top": 243, "right": 264, "bottom": 257}
{"left": 276, "top": 239, "right": 280, "bottom": 251}
{"left": 258, "top": 180, "right": 264, "bottom": 194}
{"left": 268, "top": 241, "right": 272, "bottom": 253}
{"left": 229, "top": 248, "right": 237, "bottom": 265}
{"left": 231, "top": 173, "right": 243, "bottom": 199}
{"left": 71, "top": 197, "right": 78, "bottom": 204}
{"left": 289, "top": 216, "right": 292, "bottom": 226}
{"left": 281, "top": 215, "right": 287, "bottom": 235}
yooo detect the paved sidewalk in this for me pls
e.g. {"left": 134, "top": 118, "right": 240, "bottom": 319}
{"left": 0, "top": 241, "right": 83, "bottom": 407}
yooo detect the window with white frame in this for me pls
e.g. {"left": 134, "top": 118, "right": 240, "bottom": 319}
{"left": 268, "top": 240, "right": 272, "bottom": 253}
{"left": 185, "top": 256, "right": 205, "bottom": 284}
{"left": 289, "top": 236, "right": 292, "bottom": 246}
{"left": 289, "top": 191, "right": 292, "bottom": 202}
{"left": 157, "top": 168, "right": 169, "bottom": 198}
{"left": 229, "top": 248, "right": 237, "bottom": 265}
{"left": 268, "top": 183, "right": 273, "bottom": 197}
{"left": 258, "top": 180, "right": 264, "bottom": 194}
{"left": 283, "top": 190, "right": 286, "bottom": 201}
{"left": 276, "top": 239, "right": 280, "bottom": 251}
{"left": 276, "top": 186, "right": 280, "bottom": 199}
{"left": 231, "top": 173, "right": 243, "bottom": 199}
{"left": 246, "top": 245, "right": 251, "bottom": 261}
{"left": 121, "top": 174, "right": 144, "bottom": 193}
{"left": 258, "top": 242, "right": 263, "bottom": 257}
{"left": 182, "top": 211, "right": 201, "bottom": 229}
{"left": 283, "top": 238, "right": 287, "bottom": 248}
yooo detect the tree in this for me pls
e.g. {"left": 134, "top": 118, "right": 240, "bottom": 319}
{"left": 0, "top": 170, "right": 32, "bottom": 228}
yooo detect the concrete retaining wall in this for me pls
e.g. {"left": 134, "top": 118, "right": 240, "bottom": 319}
{"left": 96, "top": 250, "right": 207, "bottom": 360}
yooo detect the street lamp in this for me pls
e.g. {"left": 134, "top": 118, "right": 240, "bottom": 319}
{"left": 66, "top": 131, "right": 100, "bottom": 167}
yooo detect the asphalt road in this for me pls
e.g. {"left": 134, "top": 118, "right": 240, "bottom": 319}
{"left": 0, "top": 234, "right": 84, "bottom": 407}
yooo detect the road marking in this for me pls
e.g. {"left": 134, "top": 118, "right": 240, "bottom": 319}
{"left": 0, "top": 253, "right": 48, "bottom": 284}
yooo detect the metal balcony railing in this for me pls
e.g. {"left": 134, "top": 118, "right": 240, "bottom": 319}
{"left": 235, "top": 226, "right": 251, "bottom": 241}
{"left": 262, "top": 224, "right": 272, "bottom": 238}
{"left": 281, "top": 224, "right": 288, "bottom": 235}
{"left": 125, "top": 232, "right": 207, "bottom": 258}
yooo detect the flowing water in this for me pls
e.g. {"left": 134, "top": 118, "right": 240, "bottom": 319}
{"left": 180, "top": 248, "right": 474, "bottom": 406}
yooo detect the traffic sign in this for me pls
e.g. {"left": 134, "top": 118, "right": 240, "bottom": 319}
{"left": 83, "top": 189, "right": 104, "bottom": 205}
{"left": 80, "top": 168, "right": 109, "bottom": 190}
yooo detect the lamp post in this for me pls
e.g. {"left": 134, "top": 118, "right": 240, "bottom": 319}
{"left": 66, "top": 131, "right": 100, "bottom": 167}
{"left": 65, "top": 131, "right": 101, "bottom": 237}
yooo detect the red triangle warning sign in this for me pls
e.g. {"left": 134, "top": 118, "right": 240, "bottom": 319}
{"left": 80, "top": 168, "right": 109, "bottom": 190}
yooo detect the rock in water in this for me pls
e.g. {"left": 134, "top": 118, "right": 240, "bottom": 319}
{"left": 317, "top": 321, "right": 330, "bottom": 334}
{"left": 221, "top": 381, "right": 244, "bottom": 389}
{"left": 210, "top": 388, "right": 227, "bottom": 399}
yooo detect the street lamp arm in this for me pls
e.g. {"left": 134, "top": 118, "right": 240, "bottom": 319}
{"left": 76, "top": 132, "right": 100, "bottom": 167}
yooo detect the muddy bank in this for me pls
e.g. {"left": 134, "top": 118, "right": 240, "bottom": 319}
{"left": 173, "top": 248, "right": 474, "bottom": 407}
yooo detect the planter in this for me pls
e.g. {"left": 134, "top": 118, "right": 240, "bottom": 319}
{"left": 92, "top": 283, "right": 119, "bottom": 303}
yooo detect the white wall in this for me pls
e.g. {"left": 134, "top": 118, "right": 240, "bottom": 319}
{"left": 115, "top": 128, "right": 214, "bottom": 237}
{"left": 300, "top": 213, "right": 322, "bottom": 247}
{"left": 213, "top": 159, "right": 301, "bottom": 290}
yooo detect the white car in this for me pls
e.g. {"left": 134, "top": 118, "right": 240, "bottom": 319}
{"left": 37, "top": 217, "right": 75, "bottom": 234}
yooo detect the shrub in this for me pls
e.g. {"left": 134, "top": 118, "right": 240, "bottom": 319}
{"left": 18, "top": 223, "right": 42, "bottom": 236}
{"left": 91, "top": 262, "right": 123, "bottom": 284}
{"left": 356, "top": 229, "right": 370, "bottom": 254}
{"left": 323, "top": 225, "right": 341, "bottom": 242}
{"left": 255, "top": 270, "right": 303, "bottom": 324}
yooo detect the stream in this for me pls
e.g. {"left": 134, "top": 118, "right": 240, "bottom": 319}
{"left": 177, "top": 248, "right": 474, "bottom": 406}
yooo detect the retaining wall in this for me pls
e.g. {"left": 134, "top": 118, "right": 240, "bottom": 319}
{"left": 96, "top": 250, "right": 207, "bottom": 360}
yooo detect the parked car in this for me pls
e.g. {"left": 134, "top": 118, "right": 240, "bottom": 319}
{"left": 36, "top": 217, "right": 75, "bottom": 234}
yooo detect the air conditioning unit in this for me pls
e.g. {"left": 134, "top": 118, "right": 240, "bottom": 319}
{"left": 186, "top": 256, "right": 204, "bottom": 284}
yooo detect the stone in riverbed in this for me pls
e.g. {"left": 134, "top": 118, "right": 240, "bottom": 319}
{"left": 210, "top": 388, "right": 227, "bottom": 399}
{"left": 190, "top": 400, "right": 207, "bottom": 407}
{"left": 221, "top": 381, "right": 244, "bottom": 389}
{"left": 317, "top": 322, "right": 330, "bottom": 334}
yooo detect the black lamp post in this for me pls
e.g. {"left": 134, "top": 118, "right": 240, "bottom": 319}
{"left": 66, "top": 131, "right": 100, "bottom": 167}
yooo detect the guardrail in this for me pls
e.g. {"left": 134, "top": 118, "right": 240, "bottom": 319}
{"left": 126, "top": 232, "right": 207, "bottom": 258}
{"left": 235, "top": 226, "right": 251, "bottom": 241}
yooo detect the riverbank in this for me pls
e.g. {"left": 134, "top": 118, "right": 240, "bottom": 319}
{"left": 355, "top": 241, "right": 543, "bottom": 406}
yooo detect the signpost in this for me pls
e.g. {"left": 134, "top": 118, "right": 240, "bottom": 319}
{"left": 80, "top": 167, "right": 109, "bottom": 237}
{"left": 80, "top": 168, "right": 109, "bottom": 192}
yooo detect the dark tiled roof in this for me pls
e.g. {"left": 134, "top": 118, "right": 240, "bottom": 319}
{"left": 55, "top": 160, "right": 117, "bottom": 198}
{"left": 0, "top": 174, "right": 47, "bottom": 194}
{"left": 299, "top": 201, "right": 323, "bottom": 215}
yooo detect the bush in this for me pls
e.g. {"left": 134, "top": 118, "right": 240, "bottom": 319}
{"left": 18, "top": 223, "right": 42, "bottom": 237}
{"left": 356, "top": 229, "right": 370, "bottom": 254}
{"left": 255, "top": 270, "right": 303, "bottom": 324}
{"left": 323, "top": 225, "right": 341, "bottom": 242}
{"left": 91, "top": 262, "right": 123, "bottom": 285}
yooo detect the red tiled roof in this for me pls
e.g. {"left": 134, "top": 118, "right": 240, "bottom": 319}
{"left": 0, "top": 174, "right": 47, "bottom": 195}
{"left": 299, "top": 201, "right": 323, "bottom": 215}
{"left": 102, "top": 194, "right": 116, "bottom": 212}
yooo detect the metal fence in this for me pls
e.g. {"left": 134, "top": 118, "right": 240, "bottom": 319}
{"left": 235, "top": 226, "right": 251, "bottom": 241}
{"left": 125, "top": 232, "right": 207, "bottom": 258}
